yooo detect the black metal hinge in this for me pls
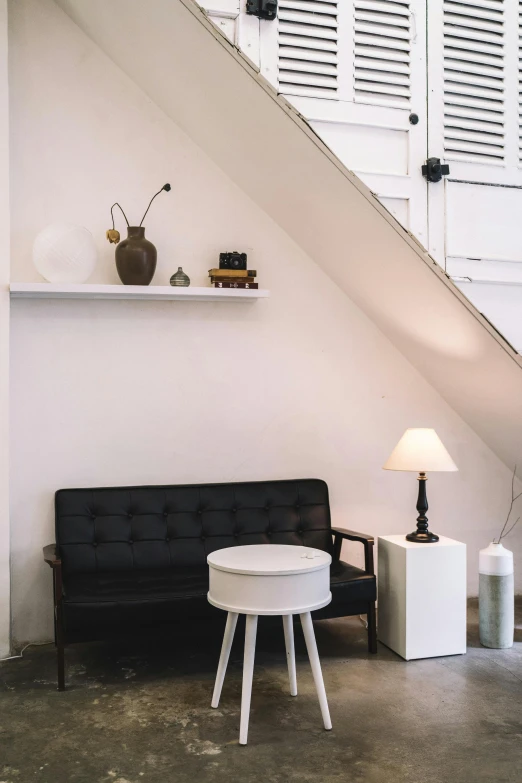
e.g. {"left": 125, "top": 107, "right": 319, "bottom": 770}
{"left": 422, "top": 157, "right": 450, "bottom": 183}
{"left": 246, "top": 0, "right": 278, "bottom": 20}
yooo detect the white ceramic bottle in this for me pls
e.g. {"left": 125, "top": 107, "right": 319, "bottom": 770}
{"left": 479, "top": 542, "right": 514, "bottom": 649}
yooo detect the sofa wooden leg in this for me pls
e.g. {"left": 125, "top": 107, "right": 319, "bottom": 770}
{"left": 367, "top": 603, "right": 377, "bottom": 654}
{"left": 57, "top": 640, "right": 65, "bottom": 691}
{"left": 55, "top": 601, "right": 65, "bottom": 691}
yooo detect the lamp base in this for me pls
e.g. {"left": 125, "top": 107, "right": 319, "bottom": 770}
{"left": 405, "top": 472, "right": 440, "bottom": 544}
{"left": 406, "top": 530, "right": 439, "bottom": 544}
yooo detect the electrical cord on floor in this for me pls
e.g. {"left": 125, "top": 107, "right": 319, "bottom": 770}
{"left": 359, "top": 615, "right": 368, "bottom": 629}
{"left": 0, "top": 641, "right": 50, "bottom": 662}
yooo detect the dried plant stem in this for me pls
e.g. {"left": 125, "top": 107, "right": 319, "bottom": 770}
{"left": 502, "top": 516, "right": 520, "bottom": 539}
{"left": 139, "top": 188, "right": 164, "bottom": 227}
{"left": 496, "top": 465, "right": 522, "bottom": 542}
{"left": 111, "top": 203, "right": 130, "bottom": 229}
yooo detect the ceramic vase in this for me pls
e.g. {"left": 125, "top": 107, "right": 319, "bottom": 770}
{"left": 479, "top": 542, "right": 514, "bottom": 649}
{"left": 115, "top": 226, "right": 157, "bottom": 285}
{"left": 170, "top": 267, "right": 190, "bottom": 286}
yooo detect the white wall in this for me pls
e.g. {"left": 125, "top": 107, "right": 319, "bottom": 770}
{"left": 0, "top": 0, "right": 10, "bottom": 657}
{"left": 54, "top": 0, "right": 522, "bottom": 474}
{"left": 8, "top": 0, "right": 521, "bottom": 645}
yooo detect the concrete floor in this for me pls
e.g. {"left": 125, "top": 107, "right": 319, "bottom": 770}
{"left": 1, "top": 601, "right": 521, "bottom": 783}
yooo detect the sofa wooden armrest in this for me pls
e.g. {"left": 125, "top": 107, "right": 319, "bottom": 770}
{"left": 330, "top": 527, "right": 376, "bottom": 652}
{"left": 43, "top": 544, "right": 61, "bottom": 567}
{"left": 331, "top": 527, "right": 375, "bottom": 575}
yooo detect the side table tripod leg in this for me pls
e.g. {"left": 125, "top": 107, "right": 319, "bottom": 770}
{"left": 300, "top": 611, "right": 332, "bottom": 730}
{"left": 282, "top": 614, "right": 297, "bottom": 696}
{"left": 211, "top": 611, "right": 238, "bottom": 709}
{"left": 239, "top": 613, "right": 258, "bottom": 745}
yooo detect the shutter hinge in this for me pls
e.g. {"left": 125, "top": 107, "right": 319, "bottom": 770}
{"left": 422, "top": 158, "right": 450, "bottom": 183}
{"left": 246, "top": 0, "right": 278, "bottom": 20}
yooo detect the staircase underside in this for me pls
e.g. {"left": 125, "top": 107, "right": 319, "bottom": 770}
{"left": 55, "top": 0, "right": 522, "bottom": 468}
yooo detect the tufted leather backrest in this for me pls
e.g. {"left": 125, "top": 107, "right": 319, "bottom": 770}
{"left": 55, "top": 479, "right": 332, "bottom": 575}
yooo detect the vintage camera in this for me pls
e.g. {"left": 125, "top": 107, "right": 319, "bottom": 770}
{"left": 219, "top": 251, "right": 248, "bottom": 271}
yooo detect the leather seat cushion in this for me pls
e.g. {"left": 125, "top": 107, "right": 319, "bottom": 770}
{"left": 329, "top": 560, "right": 376, "bottom": 603}
{"left": 62, "top": 560, "right": 375, "bottom": 632}
{"left": 64, "top": 561, "right": 375, "bottom": 605}
{"left": 64, "top": 567, "right": 210, "bottom": 603}
{"left": 63, "top": 568, "right": 214, "bottom": 631}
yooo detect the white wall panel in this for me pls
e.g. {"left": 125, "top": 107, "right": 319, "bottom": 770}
{"left": 208, "top": 13, "right": 236, "bottom": 42}
{"left": 456, "top": 281, "right": 522, "bottom": 353}
{"left": 202, "top": 0, "right": 239, "bottom": 12}
{"left": 446, "top": 181, "right": 522, "bottom": 263}
{"left": 378, "top": 196, "right": 409, "bottom": 228}
{"left": 310, "top": 121, "right": 409, "bottom": 177}
{"left": 200, "top": 1, "right": 240, "bottom": 45}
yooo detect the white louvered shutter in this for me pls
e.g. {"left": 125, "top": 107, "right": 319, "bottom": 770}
{"left": 270, "top": 0, "right": 416, "bottom": 108}
{"left": 428, "top": 0, "right": 521, "bottom": 183}
{"left": 442, "top": 0, "right": 505, "bottom": 164}
{"left": 353, "top": 0, "right": 412, "bottom": 109}
{"left": 277, "top": 0, "right": 339, "bottom": 99}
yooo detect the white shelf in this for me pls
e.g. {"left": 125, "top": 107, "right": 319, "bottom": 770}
{"left": 9, "top": 283, "right": 269, "bottom": 302}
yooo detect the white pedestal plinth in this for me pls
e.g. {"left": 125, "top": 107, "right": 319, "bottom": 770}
{"left": 378, "top": 535, "right": 466, "bottom": 660}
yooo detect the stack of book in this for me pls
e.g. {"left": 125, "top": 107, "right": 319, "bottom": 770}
{"left": 208, "top": 268, "right": 258, "bottom": 289}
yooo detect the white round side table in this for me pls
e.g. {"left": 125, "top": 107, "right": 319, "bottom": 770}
{"left": 207, "top": 544, "right": 332, "bottom": 745}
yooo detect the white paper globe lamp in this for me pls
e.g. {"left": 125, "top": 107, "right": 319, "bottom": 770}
{"left": 33, "top": 223, "right": 97, "bottom": 283}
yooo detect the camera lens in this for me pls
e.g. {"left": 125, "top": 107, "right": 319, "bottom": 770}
{"left": 219, "top": 251, "right": 247, "bottom": 270}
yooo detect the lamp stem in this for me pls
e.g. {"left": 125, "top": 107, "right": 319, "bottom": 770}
{"left": 416, "top": 473, "right": 429, "bottom": 533}
{"left": 405, "top": 472, "right": 439, "bottom": 543}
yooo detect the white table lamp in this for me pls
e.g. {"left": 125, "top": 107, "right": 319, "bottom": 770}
{"left": 383, "top": 428, "right": 458, "bottom": 543}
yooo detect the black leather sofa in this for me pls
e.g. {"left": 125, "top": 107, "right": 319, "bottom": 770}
{"left": 43, "top": 478, "right": 377, "bottom": 690}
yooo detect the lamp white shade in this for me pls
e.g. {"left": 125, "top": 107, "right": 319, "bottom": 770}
{"left": 383, "top": 428, "right": 458, "bottom": 473}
